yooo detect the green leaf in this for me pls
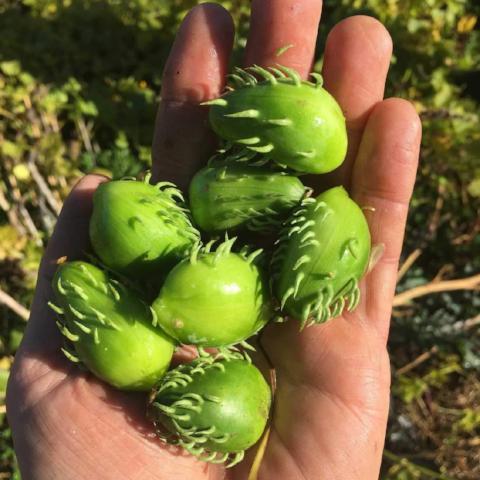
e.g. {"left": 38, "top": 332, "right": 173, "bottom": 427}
{"left": 78, "top": 99, "right": 98, "bottom": 117}
{"left": 455, "top": 408, "right": 480, "bottom": 433}
{"left": 1, "top": 140, "right": 23, "bottom": 159}
{"left": 467, "top": 178, "right": 480, "bottom": 197}
{"left": 0, "top": 60, "right": 21, "bottom": 76}
{"left": 40, "top": 89, "right": 69, "bottom": 113}
{"left": 393, "top": 375, "right": 428, "bottom": 404}
{"left": 12, "top": 164, "right": 30, "bottom": 181}
{"left": 0, "top": 368, "right": 8, "bottom": 404}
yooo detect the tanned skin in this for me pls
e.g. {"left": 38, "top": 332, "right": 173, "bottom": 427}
{"left": 7, "top": 2, "right": 421, "bottom": 479}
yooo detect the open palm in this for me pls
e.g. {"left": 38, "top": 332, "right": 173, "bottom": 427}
{"left": 7, "top": 1, "right": 421, "bottom": 479}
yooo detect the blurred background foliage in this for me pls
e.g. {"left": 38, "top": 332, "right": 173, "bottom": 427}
{"left": 0, "top": 0, "right": 479, "bottom": 478}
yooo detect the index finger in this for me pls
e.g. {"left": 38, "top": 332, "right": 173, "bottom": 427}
{"left": 152, "top": 3, "right": 234, "bottom": 189}
{"left": 244, "top": 0, "right": 322, "bottom": 78}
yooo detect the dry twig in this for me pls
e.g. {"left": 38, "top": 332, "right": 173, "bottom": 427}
{"left": 0, "top": 185, "right": 26, "bottom": 236}
{"left": 27, "top": 151, "right": 62, "bottom": 215}
{"left": 0, "top": 287, "right": 30, "bottom": 321}
{"left": 3, "top": 165, "right": 42, "bottom": 244}
{"left": 76, "top": 117, "right": 94, "bottom": 153}
{"left": 383, "top": 449, "right": 454, "bottom": 479}
{"left": 397, "top": 248, "right": 422, "bottom": 281}
{"left": 393, "top": 273, "right": 480, "bottom": 307}
{"left": 451, "top": 314, "right": 480, "bottom": 333}
{"left": 396, "top": 346, "right": 439, "bottom": 376}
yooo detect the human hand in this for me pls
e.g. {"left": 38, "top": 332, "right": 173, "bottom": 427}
{"left": 7, "top": 1, "right": 421, "bottom": 479}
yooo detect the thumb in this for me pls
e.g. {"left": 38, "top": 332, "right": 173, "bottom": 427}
{"left": 18, "top": 174, "right": 108, "bottom": 360}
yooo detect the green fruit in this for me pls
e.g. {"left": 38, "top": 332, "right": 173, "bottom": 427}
{"left": 189, "top": 163, "right": 306, "bottom": 233}
{"left": 152, "top": 239, "right": 271, "bottom": 347}
{"left": 89, "top": 178, "right": 199, "bottom": 279}
{"left": 148, "top": 351, "right": 271, "bottom": 467}
{"left": 50, "top": 261, "right": 175, "bottom": 391}
{"left": 272, "top": 186, "right": 371, "bottom": 328}
{"left": 204, "top": 65, "right": 347, "bottom": 174}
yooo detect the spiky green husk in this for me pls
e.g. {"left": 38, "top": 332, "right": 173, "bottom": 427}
{"left": 189, "top": 164, "right": 306, "bottom": 233}
{"left": 148, "top": 350, "right": 271, "bottom": 467}
{"left": 272, "top": 186, "right": 371, "bottom": 328}
{"left": 89, "top": 178, "right": 199, "bottom": 279}
{"left": 205, "top": 66, "right": 347, "bottom": 174}
{"left": 51, "top": 261, "right": 175, "bottom": 391}
{"left": 152, "top": 238, "right": 272, "bottom": 347}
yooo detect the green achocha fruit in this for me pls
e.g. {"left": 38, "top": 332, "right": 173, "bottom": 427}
{"left": 272, "top": 186, "right": 371, "bottom": 328}
{"left": 204, "top": 65, "right": 347, "bottom": 174}
{"left": 148, "top": 350, "right": 271, "bottom": 467}
{"left": 152, "top": 238, "right": 271, "bottom": 347}
{"left": 189, "top": 163, "right": 306, "bottom": 233}
{"left": 90, "top": 177, "right": 199, "bottom": 279}
{"left": 50, "top": 261, "right": 175, "bottom": 391}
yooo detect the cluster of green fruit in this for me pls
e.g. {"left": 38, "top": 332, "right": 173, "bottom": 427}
{"left": 49, "top": 65, "right": 371, "bottom": 467}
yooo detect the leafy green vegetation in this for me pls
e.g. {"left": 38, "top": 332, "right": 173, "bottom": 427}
{"left": 1, "top": 0, "right": 479, "bottom": 478}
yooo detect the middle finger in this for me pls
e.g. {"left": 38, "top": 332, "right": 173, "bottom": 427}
{"left": 244, "top": 0, "right": 323, "bottom": 78}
